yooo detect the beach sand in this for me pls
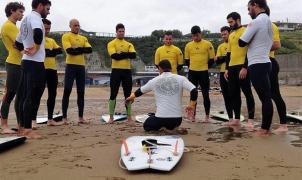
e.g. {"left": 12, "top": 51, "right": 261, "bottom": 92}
{"left": 0, "top": 86, "right": 301, "bottom": 180}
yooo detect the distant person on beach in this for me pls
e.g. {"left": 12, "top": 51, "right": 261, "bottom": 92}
{"left": 215, "top": 26, "right": 234, "bottom": 122}
{"left": 0, "top": 2, "right": 25, "bottom": 134}
{"left": 107, "top": 23, "right": 136, "bottom": 123}
{"left": 154, "top": 31, "right": 184, "bottom": 74}
{"left": 15, "top": 0, "right": 51, "bottom": 139}
{"left": 184, "top": 25, "right": 215, "bottom": 122}
{"left": 61, "top": 19, "right": 92, "bottom": 124}
{"left": 126, "top": 60, "right": 198, "bottom": 132}
{"left": 239, "top": 0, "right": 273, "bottom": 136}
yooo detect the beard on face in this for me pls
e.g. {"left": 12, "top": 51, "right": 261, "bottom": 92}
{"left": 250, "top": 12, "right": 256, "bottom": 19}
{"left": 230, "top": 22, "right": 239, "bottom": 30}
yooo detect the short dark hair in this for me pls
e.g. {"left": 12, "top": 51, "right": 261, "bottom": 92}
{"left": 249, "top": 0, "right": 268, "bottom": 9}
{"left": 164, "top": 31, "right": 173, "bottom": 36}
{"left": 191, "top": 25, "right": 201, "bottom": 34}
{"left": 220, "top": 26, "right": 231, "bottom": 33}
{"left": 42, "top": 18, "right": 51, "bottom": 25}
{"left": 5, "top": 2, "right": 25, "bottom": 17}
{"left": 32, "top": 0, "right": 51, "bottom": 9}
{"left": 158, "top": 60, "right": 172, "bottom": 71}
{"left": 265, "top": 5, "right": 270, "bottom": 16}
{"left": 227, "top": 12, "right": 241, "bottom": 21}
{"left": 116, "top": 23, "right": 125, "bottom": 31}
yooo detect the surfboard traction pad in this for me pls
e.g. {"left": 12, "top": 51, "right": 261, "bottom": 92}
{"left": 121, "top": 135, "right": 184, "bottom": 171}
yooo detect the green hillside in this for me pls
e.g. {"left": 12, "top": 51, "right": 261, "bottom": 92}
{"left": 278, "top": 30, "right": 302, "bottom": 54}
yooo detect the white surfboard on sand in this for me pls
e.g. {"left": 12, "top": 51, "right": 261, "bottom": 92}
{"left": 211, "top": 111, "right": 245, "bottom": 122}
{"left": 36, "top": 114, "right": 63, "bottom": 124}
{"left": 121, "top": 136, "right": 184, "bottom": 171}
{"left": 101, "top": 113, "right": 127, "bottom": 123}
{"left": 135, "top": 113, "right": 155, "bottom": 123}
{"left": 0, "top": 136, "right": 26, "bottom": 151}
{"left": 286, "top": 112, "right": 302, "bottom": 122}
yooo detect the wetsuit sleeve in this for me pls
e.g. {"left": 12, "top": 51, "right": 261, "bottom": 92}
{"left": 215, "top": 56, "right": 226, "bottom": 64}
{"left": 53, "top": 48, "right": 62, "bottom": 56}
{"left": 184, "top": 44, "right": 190, "bottom": 67}
{"left": 190, "top": 88, "right": 198, "bottom": 101}
{"left": 66, "top": 48, "right": 83, "bottom": 55}
{"left": 33, "top": 28, "right": 43, "bottom": 45}
{"left": 30, "top": 16, "right": 43, "bottom": 46}
{"left": 15, "top": 40, "right": 24, "bottom": 51}
{"left": 45, "top": 39, "right": 62, "bottom": 57}
{"left": 82, "top": 47, "right": 92, "bottom": 54}
{"left": 226, "top": 42, "right": 231, "bottom": 70}
{"left": 239, "top": 39, "right": 248, "bottom": 47}
{"left": 243, "top": 55, "right": 248, "bottom": 68}
{"left": 208, "top": 59, "right": 214, "bottom": 68}
{"left": 111, "top": 53, "right": 128, "bottom": 60}
{"left": 225, "top": 52, "right": 231, "bottom": 70}
{"left": 185, "top": 59, "right": 190, "bottom": 67}
{"left": 208, "top": 43, "right": 215, "bottom": 68}
{"left": 134, "top": 88, "right": 144, "bottom": 97}
{"left": 45, "top": 43, "right": 62, "bottom": 57}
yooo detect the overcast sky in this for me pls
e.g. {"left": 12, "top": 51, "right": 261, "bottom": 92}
{"left": 0, "top": 0, "right": 301, "bottom": 35}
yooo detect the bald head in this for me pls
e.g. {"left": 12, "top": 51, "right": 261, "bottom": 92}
{"left": 69, "top": 19, "right": 80, "bottom": 34}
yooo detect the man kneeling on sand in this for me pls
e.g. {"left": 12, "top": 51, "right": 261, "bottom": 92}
{"left": 126, "top": 60, "right": 198, "bottom": 132}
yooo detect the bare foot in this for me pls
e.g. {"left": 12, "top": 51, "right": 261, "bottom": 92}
{"left": 47, "top": 120, "right": 63, "bottom": 126}
{"left": 107, "top": 118, "right": 114, "bottom": 124}
{"left": 127, "top": 116, "right": 134, "bottom": 124}
{"left": 63, "top": 118, "right": 69, "bottom": 125}
{"left": 273, "top": 124, "right": 288, "bottom": 133}
{"left": 244, "top": 119, "right": 254, "bottom": 130}
{"left": 32, "top": 120, "right": 37, "bottom": 130}
{"left": 22, "top": 129, "right": 42, "bottom": 139}
{"left": 254, "top": 128, "right": 271, "bottom": 137}
{"left": 78, "top": 118, "right": 90, "bottom": 124}
{"left": 1, "top": 127, "right": 17, "bottom": 134}
{"left": 223, "top": 119, "right": 241, "bottom": 126}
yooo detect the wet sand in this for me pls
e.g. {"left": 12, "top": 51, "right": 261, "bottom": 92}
{"left": 0, "top": 86, "right": 301, "bottom": 180}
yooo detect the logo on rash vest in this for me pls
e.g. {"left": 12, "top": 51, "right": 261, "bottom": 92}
{"left": 19, "top": 18, "right": 29, "bottom": 40}
{"left": 155, "top": 77, "right": 179, "bottom": 96}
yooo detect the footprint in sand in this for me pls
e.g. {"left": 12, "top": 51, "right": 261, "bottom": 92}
{"left": 75, "top": 164, "right": 92, "bottom": 169}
